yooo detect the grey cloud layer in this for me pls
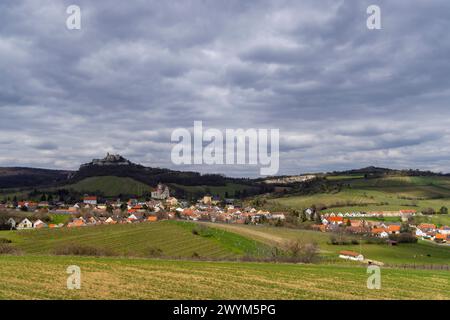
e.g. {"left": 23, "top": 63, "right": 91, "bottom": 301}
{"left": 1, "top": 0, "right": 450, "bottom": 176}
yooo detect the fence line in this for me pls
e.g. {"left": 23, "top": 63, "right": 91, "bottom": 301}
{"left": 320, "top": 258, "right": 450, "bottom": 270}
{"left": 384, "top": 263, "right": 450, "bottom": 271}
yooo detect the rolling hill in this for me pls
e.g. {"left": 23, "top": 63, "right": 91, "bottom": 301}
{"left": 63, "top": 176, "right": 151, "bottom": 197}
{"left": 269, "top": 172, "right": 450, "bottom": 213}
{"left": 0, "top": 220, "right": 270, "bottom": 259}
{"left": 3, "top": 217, "right": 447, "bottom": 266}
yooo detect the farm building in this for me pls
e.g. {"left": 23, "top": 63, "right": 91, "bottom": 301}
{"left": 17, "top": 218, "right": 33, "bottom": 230}
{"left": 339, "top": 250, "right": 364, "bottom": 261}
{"left": 83, "top": 196, "right": 98, "bottom": 205}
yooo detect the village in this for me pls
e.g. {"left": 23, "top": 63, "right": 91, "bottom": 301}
{"left": 317, "top": 211, "right": 450, "bottom": 244}
{"left": 2, "top": 184, "right": 286, "bottom": 230}
{"left": 1, "top": 184, "right": 449, "bottom": 247}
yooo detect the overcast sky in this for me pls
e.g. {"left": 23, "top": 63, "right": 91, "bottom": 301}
{"left": 1, "top": 0, "right": 450, "bottom": 177}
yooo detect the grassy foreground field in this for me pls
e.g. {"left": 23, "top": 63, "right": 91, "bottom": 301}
{"left": 0, "top": 255, "right": 449, "bottom": 300}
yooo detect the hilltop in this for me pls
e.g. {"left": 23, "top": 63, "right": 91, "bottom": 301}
{"left": 0, "top": 154, "right": 266, "bottom": 200}
{"left": 80, "top": 153, "right": 132, "bottom": 167}
{"left": 71, "top": 154, "right": 231, "bottom": 187}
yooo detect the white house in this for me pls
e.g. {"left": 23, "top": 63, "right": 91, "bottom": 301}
{"left": 305, "top": 208, "right": 314, "bottom": 218}
{"left": 271, "top": 213, "right": 286, "bottom": 220}
{"left": 339, "top": 251, "right": 364, "bottom": 261}
{"left": 127, "top": 214, "right": 138, "bottom": 221}
{"left": 415, "top": 228, "right": 427, "bottom": 237}
{"left": 17, "top": 218, "right": 33, "bottom": 230}
{"left": 378, "top": 231, "right": 389, "bottom": 238}
{"left": 104, "top": 217, "right": 116, "bottom": 224}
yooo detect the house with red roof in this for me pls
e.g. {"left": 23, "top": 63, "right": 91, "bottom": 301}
{"left": 83, "top": 196, "right": 98, "bottom": 205}
{"left": 435, "top": 233, "right": 447, "bottom": 243}
{"left": 323, "top": 216, "right": 344, "bottom": 225}
{"left": 371, "top": 228, "right": 389, "bottom": 238}
{"left": 387, "top": 225, "right": 401, "bottom": 234}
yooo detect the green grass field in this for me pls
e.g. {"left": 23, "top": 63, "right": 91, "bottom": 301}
{"left": 63, "top": 176, "right": 151, "bottom": 197}
{"left": 0, "top": 176, "right": 152, "bottom": 200}
{"left": 1, "top": 217, "right": 448, "bottom": 265}
{"left": 271, "top": 175, "right": 450, "bottom": 213}
{"left": 48, "top": 214, "right": 71, "bottom": 225}
{"left": 201, "top": 223, "right": 450, "bottom": 265}
{"left": 0, "top": 255, "right": 448, "bottom": 299}
{"left": 325, "top": 174, "right": 365, "bottom": 180}
{"left": 0, "top": 221, "right": 269, "bottom": 259}
{"left": 171, "top": 183, "right": 256, "bottom": 198}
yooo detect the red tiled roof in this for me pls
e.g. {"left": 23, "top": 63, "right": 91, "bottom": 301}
{"left": 400, "top": 210, "right": 416, "bottom": 214}
{"left": 388, "top": 225, "right": 401, "bottom": 232}
{"left": 327, "top": 217, "right": 343, "bottom": 222}
{"left": 418, "top": 223, "right": 436, "bottom": 229}
{"left": 339, "top": 250, "right": 361, "bottom": 257}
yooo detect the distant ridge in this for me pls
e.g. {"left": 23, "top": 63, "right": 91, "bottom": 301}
{"left": 332, "top": 166, "right": 443, "bottom": 177}
{"left": 0, "top": 154, "right": 447, "bottom": 190}
{"left": 0, "top": 167, "right": 72, "bottom": 189}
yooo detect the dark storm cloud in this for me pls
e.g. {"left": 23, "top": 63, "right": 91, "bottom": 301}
{"left": 31, "top": 142, "right": 59, "bottom": 151}
{"left": 1, "top": 0, "right": 450, "bottom": 176}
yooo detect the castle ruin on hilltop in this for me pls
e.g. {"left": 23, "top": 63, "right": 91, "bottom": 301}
{"left": 81, "top": 153, "right": 132, "bottom": 167}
